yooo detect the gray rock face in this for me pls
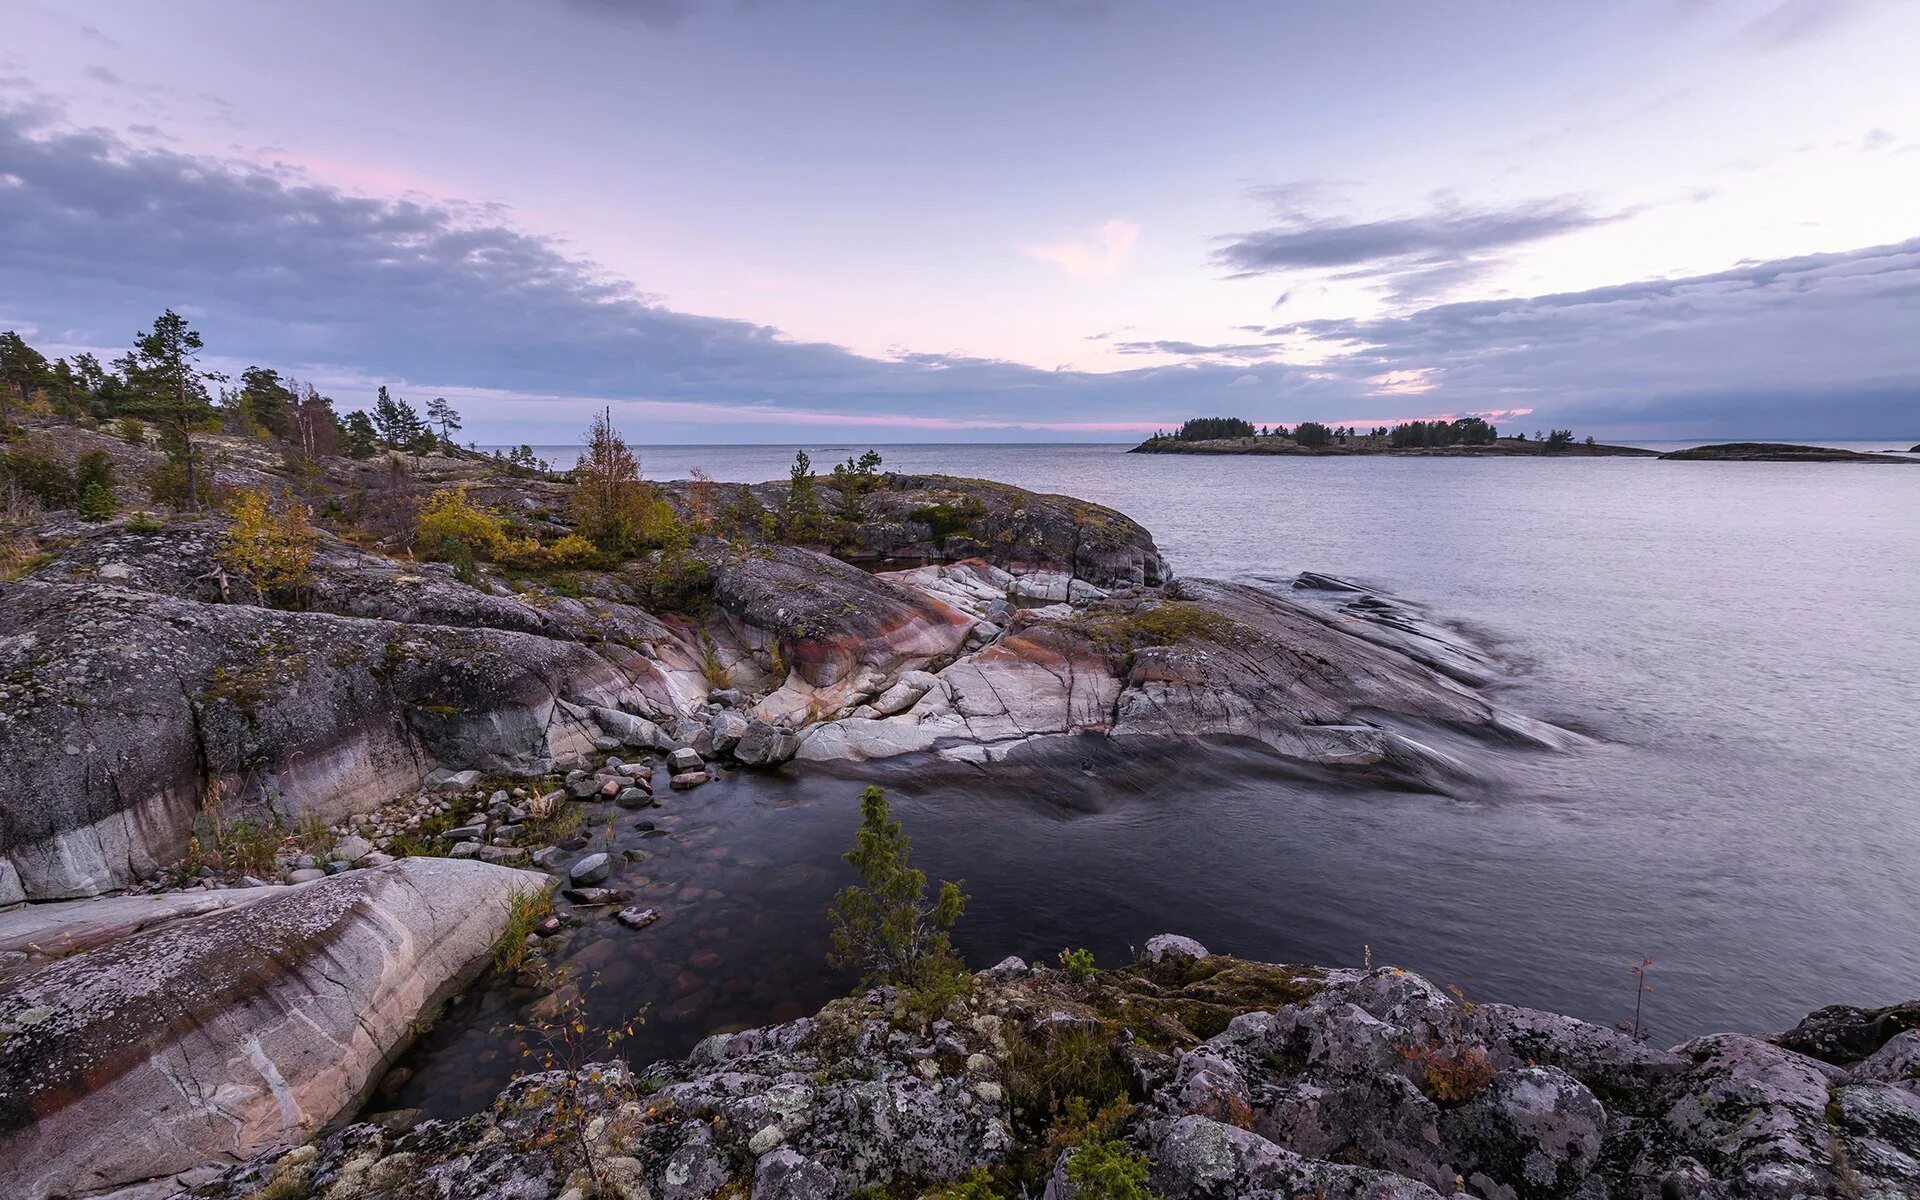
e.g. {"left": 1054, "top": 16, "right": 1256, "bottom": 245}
{"left": 0, "top": 565, "right": 640, "bottom": 900}
{"left": 0, "top": 858, "right": 544, "bottom": 1200}
{"left": 1134, "top": 963, "right": 1920, "bottom": 1200}
{"left": 181, "top": 950, "right": 1920, "bottom": 1200}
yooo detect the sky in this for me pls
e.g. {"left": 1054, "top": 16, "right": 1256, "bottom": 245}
{"left": 1, "top": 0, "right": 1916, "bottom": 443}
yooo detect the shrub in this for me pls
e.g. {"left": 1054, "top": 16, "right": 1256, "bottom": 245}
{"left": 77, "top": 480, "right": 117, "bottom": 522}
{"left": 1399, "top": 1040, "right": 1495, "bottom": 1103}
{"left": 828, "top": 785, "right": 969, "bottom": 993}
{"left": 125, "top": 511, "right": 163, "bottom": 534}
{"left": 416, "top": 485, "right": 506, "bottom": 559}
{"left": 216, "top": 488, "right": 317, "bottom": 605}
{"left": 494, "top": 532, "right": 601, "bottom": 572}
{"left": 1059, "top": 946, "right": 1097, "bottom": 983}
{"left": 1063, "top": 1133, "right": 1153, "bottom": 1200}
{"left": 1, "top": 439, "right": 74, "bottom": 505}
{"left": 146, "top": 458, "right": 216, "bottom": 509}
{"left": 118, "top": 416, "right": 147, "bottom": 445}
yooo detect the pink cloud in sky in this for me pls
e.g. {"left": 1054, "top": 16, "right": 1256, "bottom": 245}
{"left": 1022, "top": 218, "right": 1142, "bottom": 280}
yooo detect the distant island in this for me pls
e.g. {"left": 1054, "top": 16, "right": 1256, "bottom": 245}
{"left": 1659, "top": 442, "right": 1919, "bottom": 463}
{"left": 1131, "top": 416, "right": 1656, "bottom": 457}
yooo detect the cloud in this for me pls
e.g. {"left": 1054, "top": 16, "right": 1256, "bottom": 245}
{"left": 1215, "top": 193, "right": 1615, "bottom": 300}
{"left": 555, "top": 0, "right": 696, "bottom": 28}
{"left": 1022, "top": 218, "right": 1140, "bottom": 280}
{"left": 0, "top": 103, "right": 1912, "bottom": 440}
{"left": 1728, "top": 0, "right": 1866, "bottom": 52}
{"left": 1279, "top": 239, "right": 1920, "bottom": 435}
{"left": 1110, "top": 339, "right": 1283, "bottom": 361}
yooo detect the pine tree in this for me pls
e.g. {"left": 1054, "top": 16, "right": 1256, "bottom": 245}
{"left": 827, "top": 786, "right": 968, "bottom": 989}
{"left": 340, "top": 410, "right": 379, "bottom": 459}
{"left": 0, "top": 330, "right": 50, "bottom": 431}
{"left": 125, "top": 310, "right": 222, "bottom": 510}
{"left": 782, "top": 449, "right": 822, "bottom": 543}
{"left": 425, "top": 397, "right": 462, "bottom": 449}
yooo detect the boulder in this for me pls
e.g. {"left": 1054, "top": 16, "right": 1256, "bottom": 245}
{"left": 668, "top": 747, "right": 705, "bottom": 774}
{"left": 709, "top": 709, "right": 749, "bottom": 755}
{"left": 734, "top": 720, "right": 800, "bottom": 768}
{"left": 568, "top": 852, "right": 612, "bottom": 886}
{"left": 591, "top": 706, "right": 676, "bottom": 752}
{"left": 1142, "top": 934, "right": 1210, "bottom": 964}
{"left": 0, "top": 858, "right": 545, "bottom": 1200}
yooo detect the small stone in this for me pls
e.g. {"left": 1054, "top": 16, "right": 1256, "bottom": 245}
{"left": 361, "top": 852, "right": 394, "bottom": 867}
{"left": 477, "top": 845, "right": 529, "bottom": 865}
{"left": 668, "top": 747, "right": 704, "bottom": 774}
{"left": 615, "top": 787, "right": 650, "bottom": 808}
{"left": 748, "top": 1124, "right": 785, "bottom": 1155}
{"left": 331, "top": 835, "right": 374, "bottom": 863}
{"left": 971, "top": 1081, "right": 1003, "bottom": 1104}
{"left": 564, "top": 887, "right": 626, "bottom": 906}
{"left": 569, "top": 853, "right": 612, "bottom": 885}
{"left": 669, "top": 770, "right": 709, "bottom": 791}
{"left": 531, "top": 846, "right": 566, "bottom": 869}
{"left": 447, "top": 842, "right": 483, "bottom": 860}
{"left": 616, "top": 907, "right": 661, "bottom": 930}
{"left": 592, "top": 735, "right": 623, "bottom": 753}
{"left": 286, "top": 868, "right": 326, "bottom": 884}
{"left": 534, "top": 915, "right": 564, "bottom": 937}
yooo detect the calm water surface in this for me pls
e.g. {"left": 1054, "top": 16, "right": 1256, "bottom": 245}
{"left": 401, "top": 442, "right": 1920, "bottom": 1118}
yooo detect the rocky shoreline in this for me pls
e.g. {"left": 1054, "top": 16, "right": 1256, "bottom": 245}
{"left": 4, "top": 417, "right": 1915, "bottom": 1198}
{"left": 180, "top": 940, "right": 1920, "bottom": 1200}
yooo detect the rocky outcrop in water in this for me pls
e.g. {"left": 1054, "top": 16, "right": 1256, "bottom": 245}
{"left": 1, "top": 438, "right": 1560, "bottom": 901}
{"left": 0, "top": 858, "right": 546, "bottom": 1200}
{"left": 185, "top": 945, "right": 1920, "bottom": 1200}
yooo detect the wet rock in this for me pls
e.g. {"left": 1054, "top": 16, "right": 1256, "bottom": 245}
{"left": 616, "top": 786, "right": 651, "bottom": 808}
{"left": 530, "top": 846, "right": 565, "bottom": 869}
{"left": 1776, "top": 1000, "right": 1920, "bottom": 1065}
{"left": 568, "top": 852, "right": 612, "bottom": 885}
{"left": 670, "top": 770, "right": 711, "bottom": 791}
{"left": 734, "top": 720, "right": 799, "bottom": 768}
{"left": 617, "top": 907, "right": 661, "bottom": 930}
{"left": 563, "top": 886, "right": 625, "bottom": 906}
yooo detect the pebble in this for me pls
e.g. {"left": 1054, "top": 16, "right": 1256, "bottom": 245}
{"left": 616, "top": 907, "right": 661, "bottom": 930}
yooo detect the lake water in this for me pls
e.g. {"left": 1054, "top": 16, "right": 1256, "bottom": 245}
{"left": 399, "top": 441, "right": 1920, "bottom": 1119}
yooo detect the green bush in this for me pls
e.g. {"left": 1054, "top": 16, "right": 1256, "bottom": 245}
{"left": 1059, "top": 946, "right": 1097, "bottom": 983}
{"left": 77, "top": 480, "right": 118, "bottom": 522}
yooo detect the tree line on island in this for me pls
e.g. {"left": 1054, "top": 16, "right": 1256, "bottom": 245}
{"left": 0, "top": 312, "right": 912, "bottom": 615}
{"left": 1148, "top": 415, "right": 1585, "bottom": 450}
